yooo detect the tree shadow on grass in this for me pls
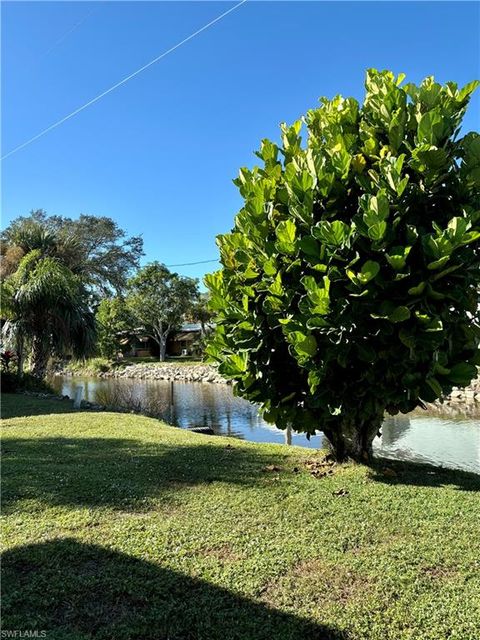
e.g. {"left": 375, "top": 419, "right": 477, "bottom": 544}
{"left": 369, "top": 457, "right": 480, "bottom": 492}
{"left": 2, "top": 538, "right": 345, "bottom": 640}
{"left": 1, "top": 392, "right": 81, "bottom": 419}
{"left": 1, "top": 436, "right": 294, "bottom": 512}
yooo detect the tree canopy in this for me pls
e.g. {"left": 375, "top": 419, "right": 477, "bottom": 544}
{"left": 206, "top": 69, "right": 480, "bottom": 460}
{"left": 1, "top": 210, "right": 144, "bottom": 296}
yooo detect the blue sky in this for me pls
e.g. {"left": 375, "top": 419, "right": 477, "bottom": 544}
{"left": 2, "top": 1, "right": 479, "bottom": 285}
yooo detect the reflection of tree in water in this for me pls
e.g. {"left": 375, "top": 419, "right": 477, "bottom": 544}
{"left": 285, "top": 425, "right": 292, "bottom": 445}
{"left": 226, "top": 410, "right": 232, "bottom": 436}
{"left": 190, "top": 385, "right": 258, "bottom": 439}
{"left": 151, "top": 383, "right": 248, "bottom": 440}
{"left": 381, "top": 414, "right": 411, "bottom": 446}
{"left": 54, "top": 376, "right": 300, "bottom": 445}
{"left": 93, "top": 382, "right": 171, "bottom": 421}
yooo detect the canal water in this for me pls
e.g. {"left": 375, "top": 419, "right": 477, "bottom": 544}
{"left": 50, "top": 375, "right": 480, "bottom": 474}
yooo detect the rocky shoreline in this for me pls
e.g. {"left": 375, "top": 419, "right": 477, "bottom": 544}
{"left": 54, "top": 362, "right": 230, "bottom": 385}
{"left": 50, "top": 362, "right": 480, "bottom": 410}
{"left": 443, "top": 380, "right": 480, "bottom": 406}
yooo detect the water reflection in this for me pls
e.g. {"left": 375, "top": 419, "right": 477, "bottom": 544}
{"left": 376, "top": 413, "right": 480, "bottom": 473}
{"left": 380, "top": 415, "right": 411, "bottom": 447}
{"left": 49, "top": 376, "right": 479, "bottom": 473}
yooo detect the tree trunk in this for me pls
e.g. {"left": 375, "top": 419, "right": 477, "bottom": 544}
{"left": 17, "top": 334, "right": 25, "bottom": 378}
{"left": 158, "top": 334, "right": 168, "bottom": 362}
{"left": 154, "top": 321, "right": 169, "bottom": 362}
{"left": 30, "top": 335, "right": 51, "bottom": 380}
{"left": 324, "top": 414, "right": 383, "bottom": 462}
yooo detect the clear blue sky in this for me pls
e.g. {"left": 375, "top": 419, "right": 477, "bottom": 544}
{"left": 2, "top": 1, "right": 479, "bottom": 285}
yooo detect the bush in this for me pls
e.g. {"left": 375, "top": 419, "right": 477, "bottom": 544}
{"left": 206, "top": 69, "right": 480, "bottom": 460}
{"left": 1, "top": 372, "right": 54, "bottom": 394}
{"left": 62, "top": 357, "right": 112, "bottom": 375}
{"left": 87, "top": 358, "right": 111, "bottom": 374}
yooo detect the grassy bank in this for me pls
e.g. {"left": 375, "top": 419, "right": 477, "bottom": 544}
{"left": 2, "top": 393, "right": 480, "bottom": 640}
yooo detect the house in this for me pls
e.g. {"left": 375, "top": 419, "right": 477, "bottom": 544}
{"left": 167, "top": 323, "right": 201, "bottom": 357}
{"left": 120, "top": 323, "right": 212, "bottom": 359}
{"left": 119, "top": 331, "right": 156, "bottom": 358}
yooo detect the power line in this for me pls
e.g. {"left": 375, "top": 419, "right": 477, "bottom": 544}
{"left": 1, "top": 0, "right": 248, "bottom": 161}
{"left": 166, "top": 259, "right": 218, "bottom": 267}
{"left": 37, "top": 6, "right": 100, "bottom": 61}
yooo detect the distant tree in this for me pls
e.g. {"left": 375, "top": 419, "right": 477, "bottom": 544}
{"left": 206, "top": 70, "right": 480, "bottom": 461}
{"left": 1, "top": 211, "right": 144, "bottom": 296}
{"left": 189, "top": 293, "right": 214, "bottom": 339}
{"left": 95, "top": 298, "right": 134, "bottom": 359}
{"left": 186, "top": 293, "right": 214, "bottom": 359}
{"left": 127, "top": 263, "right": 199, "bottom": 361}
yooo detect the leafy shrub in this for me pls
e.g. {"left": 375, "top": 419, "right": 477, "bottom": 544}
{"left": 1, "top": 372, "right": 54, "bottom": 394}
{"left": 86, "top": 358, "right": 111, "bottom": 374}
{"left": 62, "top": 357, "right": 112, "bottom": 375}
{"left": 206, "top": 69, "right": 480, "bottom": 460}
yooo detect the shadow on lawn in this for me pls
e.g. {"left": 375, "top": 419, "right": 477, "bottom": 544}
{"left": 2, "top": 538, "right": 344, "bottom": 640}
{"left": 3, "top": 431, "right": 479, "bottom": 514}
{"left": 1, "top": 393, "right": 81, "bottom": 419}
{"left": 370, "top": 457, "right": 480, "bottom": 491}
{"left": 1, "top": 436, "right": 293, "bottom": 512}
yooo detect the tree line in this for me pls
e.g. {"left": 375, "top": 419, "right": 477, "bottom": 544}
{"left": 1, "top": 210, "right": 209, "bottom": 378}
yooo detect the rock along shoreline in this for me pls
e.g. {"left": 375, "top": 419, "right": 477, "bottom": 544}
{"left": 50, "top": 362, "right": 480, "bottom": 410}
{"left": 53, "top": 363, "right": 230, "bottom": 385}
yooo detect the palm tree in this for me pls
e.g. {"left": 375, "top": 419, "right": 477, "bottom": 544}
{"left": 2, "top": 250, "right": 96, "bottom": 379}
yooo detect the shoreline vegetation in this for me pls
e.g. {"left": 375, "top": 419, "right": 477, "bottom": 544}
{"left": 50, "top": 359, "right": 480, "bottom": 410}
{"left": 2, "top": 392, "right": 480, "bottom": 640}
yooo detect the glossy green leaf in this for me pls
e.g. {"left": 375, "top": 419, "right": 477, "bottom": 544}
{"left": 447, "top": 362, "right": 478, "bottom": 386}
{"left": 313, "top": 220, "right": 351, "bottom": 247}
{"left": 408, "top": 282, "right": 426, "bottom": 296}
{"left": 302, "top": 275, "right": 331, "bottom": 315}
{"left": 275, "top": 220, "right": 297, "bottom": 255}
{"left": 367, "top": 222, "right": 387, "bottom": 241}
{"left": 388, "top": 306, "right": 411, "bottom": 323}
{"left": 426, "top": 377, "right": 443, "bottom": 398}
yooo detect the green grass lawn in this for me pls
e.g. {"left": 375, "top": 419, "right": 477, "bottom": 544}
{"left": 2, "top": 393, "right": 480, "bottom": 640}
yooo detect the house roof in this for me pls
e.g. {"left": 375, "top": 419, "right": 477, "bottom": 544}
{"left": 173, "top": 332, "right": 196, "bottom": 342}
{"left": 116, "top": 322, "right": 214, "bottom": 339}
{"left": 180, "top": 323, "right": 206, "bottom": 332}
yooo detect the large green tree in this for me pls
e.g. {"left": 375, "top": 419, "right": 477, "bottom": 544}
{"left": 206, "top": 70, "right": 480, "bottom": 461}
{"left": 1, "top": 212, "right": 143, "bottom": 377}
{"left": 1, "top": 211, "right": 144, "bottom": 295}
{"left": 127, "top": 263, "right": 199, "bottom": 361}
{"left": 2, "top": 251, "right": 96, "bottom": 379}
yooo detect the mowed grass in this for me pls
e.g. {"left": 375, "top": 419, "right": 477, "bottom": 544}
{"left": 2, "top": 393, "right": 480, "bottom": 640}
